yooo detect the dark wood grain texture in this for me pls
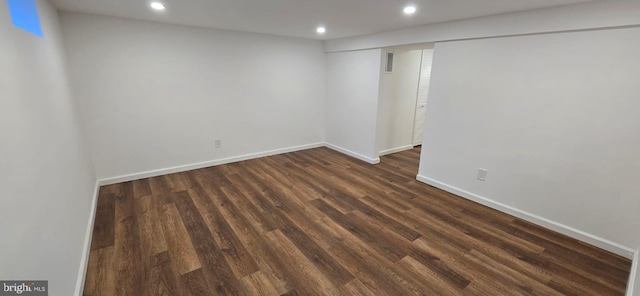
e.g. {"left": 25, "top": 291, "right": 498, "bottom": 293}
{"left": 83, "top": 146, "right": 631, "bottom": 295}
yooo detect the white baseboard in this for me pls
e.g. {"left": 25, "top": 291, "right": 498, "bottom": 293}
{"left": 324, "top": 143, "right": 380, "bottom": 164}
{"left": 98, "top": 142, "right": 325, "bottom": 185}
{"left": 628, "top": 250, "right": 640, "bottom": 296}
{"left": 379, "top": 145, "right": 414, "bottom": 156}
{"left": 75, "top": 180, "right": 100, "bottom": 296}
{"left": 416, "top": 174, "right": 636, "bottom": 259}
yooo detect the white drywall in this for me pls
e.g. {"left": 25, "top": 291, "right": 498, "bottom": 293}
{"left": 418, "top": 27, "right": 640, "bottom": 258}
{"left": 325, "top": 49, "right": 383, "bottom": 163}
{"left": 377, "top": 50, "right": 422, "bottom": 155}
{"left": 0, "top": 1, "right": 96, "bottom": 295}
{"left": 60, "top": 13, "right": 326, "bottom": 180}
{"left": 325, "top": 0, "right": 640, "bottom": 52}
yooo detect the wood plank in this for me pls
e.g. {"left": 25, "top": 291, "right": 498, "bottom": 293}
{"left": 241, "top": 271, "right": 280, "bottom": 296}
{"left": 264, "top": 229, "right": 341, "bottom": 296}
{"left": 83, "top": 246, "right": 114, "bottom": 296}
{"left": 339, "top": 279, "right": 377, "bottom": 296}
{"left": 134, "top": 195, "right": 168, "bottom": 259}
{"left": 186, "top": 172, "right": 292, "bottom": 294}
{"left": 132, "top": 178, "right": 152, "bottom": 198}
{"left": 315, "top": 216, "right": 429, "bottom": 295}
{"left": 172, "top": 189, "right": 246, "bottom": 295}
{"left": 462, "top": 249, "right": 564, "bottom": 296}
{"left": 218, "top": 174, "right": 281, "bottom": 235}
{"left": 394, "top": 255, "right": 463, "bottom": 295}
{"left": 310, "top": 198, "right": 408, "bottom": 263}
{"left": 90, "top": 191, "right": 115, "bottom": 251}
{"left": 113, "top": 182, "right": 143, "bottom": 296}
{"left": 181, "top": 268, "right": 212, "bottom": 296}
{"left": 148, "top": 176, "right": 174, "bottom": 206}
{"left": 187, "top": 172, "right": 261, "bottom": 279}
{"left": 278, "top": 216, "right": 355, "bottom": 286}
{"left": 347, "top": 195, "right": 421, "bottom": 241}
{"left": 148, "top": 251, "right": 192, "bottom": 296}
{"left": 158, "top": 202, "right": 201, "bottom": 275}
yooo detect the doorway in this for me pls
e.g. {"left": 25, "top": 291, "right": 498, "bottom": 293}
{"left": 377, "top": 43, "right": 434, "bottom": 157}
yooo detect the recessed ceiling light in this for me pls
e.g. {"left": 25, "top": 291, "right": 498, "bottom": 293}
{"left": 150, "top": 2, "right": 166, "bottom": 10}
{"left": 317, "top": 27, "right": 326, "bottom": 34}
{"left": 403, "top": 6, "right": 417, "bottom": 15}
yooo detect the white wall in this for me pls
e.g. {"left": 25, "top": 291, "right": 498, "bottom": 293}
{"left": 60, "top": 13, "right": 326, "bottom": 180}
{"left": 325, "top": 49, "right": 382, "bottom": 163}
{"left": 418, "top": 27, "right": 640, "bottom": 259}
{"left": 325, "top": 0, "right": 640, "bottom": 52}
{"left": 377, "top": 50, "right": 422, "bottom": 155}
{"left": 0, "top": 1, "right": 96, "bottom": 295}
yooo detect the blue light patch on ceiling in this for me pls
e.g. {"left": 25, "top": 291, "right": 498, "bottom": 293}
{"left": 7, "top": 0, "right": 43, "bottom": 37}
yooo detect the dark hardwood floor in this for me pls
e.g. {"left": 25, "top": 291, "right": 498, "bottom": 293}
{"left": 84, "top": 146, "right": 631, "bottom": 295}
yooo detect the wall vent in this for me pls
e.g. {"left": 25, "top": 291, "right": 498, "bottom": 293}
{"left": 385, "top": 52, "right": 394, "bottom": 73}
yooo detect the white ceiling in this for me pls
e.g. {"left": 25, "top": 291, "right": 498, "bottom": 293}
{"left": 50, "top": 0, "right": 596, "bottom": 40}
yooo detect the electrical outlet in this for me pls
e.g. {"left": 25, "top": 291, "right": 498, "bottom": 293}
{"left": 214, "top": 139, "right": 222, "bottom": 149}
{"left": 477, "top": 169, "right": 488, "bottom": 181}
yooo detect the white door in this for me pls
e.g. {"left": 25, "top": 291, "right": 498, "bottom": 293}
{"left": 412, "top": 103, "right": 427, "bottom": 145}
{"left": 412, "top": 49, "right": 434, "bottom": 146}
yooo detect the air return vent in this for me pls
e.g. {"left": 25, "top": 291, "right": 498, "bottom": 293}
{"left": 385, "top": 52, "right": 394, "bottom": 73}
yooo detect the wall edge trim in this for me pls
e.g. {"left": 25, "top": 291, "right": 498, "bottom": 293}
{"left": 379, "top": 145, "right": 414, "bottom": 156}
{"left": 325, "top": 143, "right": 380, "bottom": 164}
{"left": 75, "top": 180, "right": 100, "bottom": 296}
{"left": 98, "top": 142, "right": 325, "bottom": 186}
{"left": 627, "top": 249, "right": 640, "bottom": 296}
